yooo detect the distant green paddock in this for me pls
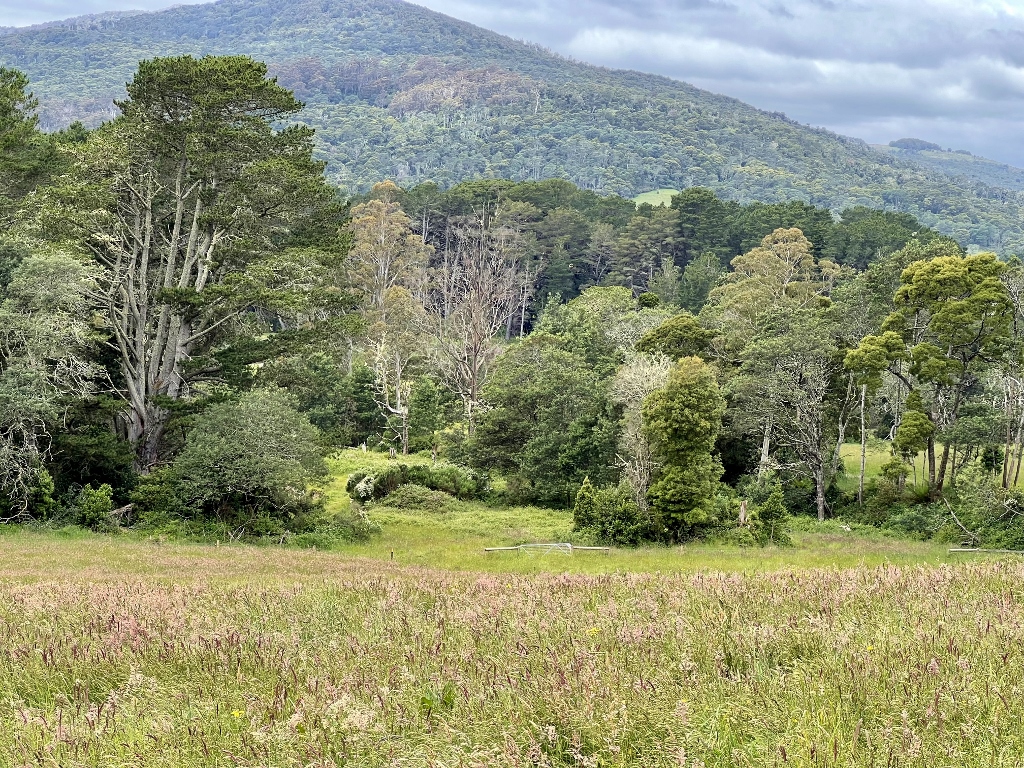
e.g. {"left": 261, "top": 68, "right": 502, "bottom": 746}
{"left": 633, "top": 188, "right": 679, "bottom": 207}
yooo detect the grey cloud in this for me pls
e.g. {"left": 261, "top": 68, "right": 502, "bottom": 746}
{"left": 416, "top": 0, "right": 1024, "bottom": 165}
{"left": 0, "top": 1, "right": 208, "bottom": 27}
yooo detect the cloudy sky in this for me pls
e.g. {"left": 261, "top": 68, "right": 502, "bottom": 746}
{"left": 2, "top": 0, "right": 1023, "bottom": 166}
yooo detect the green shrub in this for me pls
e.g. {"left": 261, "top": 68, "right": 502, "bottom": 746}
{"left": 74, "top": 484, "right": 115, "bottom": 531}
{"left": 172, "top": 388, "right": 327, "bottom": 527}
{"left": 27, "top": 469, "right": 58, "bottom": 520}
{"left": 750, "top": 485, "right": 792, "bottom": 545}
{"left": 346, "top": 463, "right": 483, "bottom": 502}
{"left": 573, "top": 480, "right": 648, "bottom": 546}
{"left": 379, "top": 484, "right": 457, "bottom": 513}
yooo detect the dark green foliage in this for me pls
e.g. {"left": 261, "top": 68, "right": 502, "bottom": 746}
{"left": 49, "top": 429, "right": 136, "bottom": 500}
{"left": 572, "top": 479, "right": 648, "bottom": 546}
{"left": 256, "top": 355, "right": 383, "bottom": 448}
{"left": 407, "top": 378, "right": 454, "bottom": 453}
{"left": 171, "top": 389, "right": 328, "bottom": 526}
{"left": 346, "top": 463, "right": 483, "bottom": 502}
{"left": 467, "top": 334, "right": 619, "bottom": 504}
{"left": 672, "top": 189, "right": 950, "bottom": 268}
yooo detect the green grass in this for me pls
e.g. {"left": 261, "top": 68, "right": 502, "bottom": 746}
{"left": 2, "top": 450, "right": 1020, "bottom": 765}
{"left": 320, "top": 450, "right": 954, "bottom": 574}
{"left": 1, "top": 528, "right": 1023, "bottom": 766}
{"left": 632, "top": 188, "right": 679, "bottom": 207}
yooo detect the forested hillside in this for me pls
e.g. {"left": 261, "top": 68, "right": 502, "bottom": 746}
{"left": 874, "top": 143, "right": 1024, "bottom": 192}
{"left": 1, "top": 0, "right": 1022, "bottom": 253}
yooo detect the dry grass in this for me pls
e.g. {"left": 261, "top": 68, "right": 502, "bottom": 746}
{"left": 1, "top": 530, "right": 1023, "bottom": 766}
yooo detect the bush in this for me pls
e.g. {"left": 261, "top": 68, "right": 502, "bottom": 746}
{"left": 73, "top": 483, "right": 115, "bottom": 531}
{"left": 379, "top": 484, "right": 458, "bottom": 513}
{"left": 573, "top": 479, "right": 649, "bottom": 546}
{"left": 346, "top": 463, "right": 483, "bottom": 502}
{"left": 750, "top": 485, "right": 791, "bottom": 545}
{"left": 172, "top": 389, "right": 328, "bottom": 527}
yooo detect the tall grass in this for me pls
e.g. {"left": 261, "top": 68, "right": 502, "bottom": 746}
{"left": 0, "top": 532, "right": 1022, "bottom": 766}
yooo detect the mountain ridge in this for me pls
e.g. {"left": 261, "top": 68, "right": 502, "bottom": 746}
{"left": 1, "top": 0, "right": 1022, "bottom": 253}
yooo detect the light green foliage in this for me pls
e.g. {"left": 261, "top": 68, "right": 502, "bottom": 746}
{"left": 632, "top": 189, "right": 678, "bottom": 207}
{"left": 571, "top": 477, "right": 598, "bottom": 532}
{"left": 172, "top": 389, "right": 327, "bottom": 525}
{"left": 539, "top": 286, "right": 671, "bottom": 372}
{"left": 0, "top": 247, "right": 97, "bottom": 515}
{"left": 847, "top": 249, "right": 1013, "bottom": 492}
{"left": 73, "top": 483, "right": 114, "bottom": 531}
{"left": 643, "top": 357, "right": 725, "bottom": 538}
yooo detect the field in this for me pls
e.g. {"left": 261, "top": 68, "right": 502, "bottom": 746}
{"left": 322, "top": 450, "right": 952, "bottom": 573}
{"left": 2, "top": 451, "right": 1023, "bottom": 766}
{"left": 1, "top": 530, "right": 1023, "bottom": 767}
{"left": 633, "top": 189, "right": 679, "bottom": 208}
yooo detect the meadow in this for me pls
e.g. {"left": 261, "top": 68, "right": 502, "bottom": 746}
{"left": 1, "top": 530, "right": 1022, "bottom": 767}
{"left": 1, "top": 449, "right": 1021, "bottom": 767}
{"left": 632, "top": 189, "right": 680, "bottom": 208}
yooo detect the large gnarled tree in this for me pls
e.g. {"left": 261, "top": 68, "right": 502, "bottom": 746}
{"left": 42, "top": 56, "right": 337, "bottom": 468}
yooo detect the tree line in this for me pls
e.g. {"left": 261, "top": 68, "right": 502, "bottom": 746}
{"left": 2, "top": 55, "right": 1022, "bottom": 548}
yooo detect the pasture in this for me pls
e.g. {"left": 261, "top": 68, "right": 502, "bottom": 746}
{"left": 1, "top": 449, "right": 1020, "bottom": 766}
{"left": 633, "top": 188, "right": 679, "bottom": 207}
{"left": 0, "top": 530, "right": 1022, "bottom": 766}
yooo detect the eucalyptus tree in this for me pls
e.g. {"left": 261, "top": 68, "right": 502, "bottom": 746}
{"left": 38, "top": 56, "right": 339, "bottom": 468}
{"left": 846, "top": 250, "right": 1013, "bottom": 495}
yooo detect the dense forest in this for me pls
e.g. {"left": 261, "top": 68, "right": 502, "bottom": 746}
{"left": 3, "top": 54, "right": 1024, "bottom": 550}
{"left": 1, "top": 0, "right": 1023, "bottom": 253}
{"left": 876, "top": 142, "right": 1024, "bottom": 193}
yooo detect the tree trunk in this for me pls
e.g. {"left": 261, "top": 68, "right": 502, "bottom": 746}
{"left": 926, "top": 435, "right": 937, "bottom": 495}
{"left": 936, "top": 441, "right": 952, "bottom": 493}
{"left": 1003, "top": 389, "right": 1014, "bottom": 488}
{"left": 758, "top": 417, "right": 772, "bottom": 479}
{"left": 814, "top": 468, "right": 826, "bottom": 522}
{"left": 858, "top": 384, "right": 867, "bottom": 505}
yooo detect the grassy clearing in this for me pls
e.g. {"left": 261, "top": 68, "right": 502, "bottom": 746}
{"left": 323, "top": 450, "right": 951, "bottom": 573}
{"left": 0, "top": 530, "right": 1022, "bottom": 766}
{"left": 632, "top": 188, "right": 678, "bottom": 207}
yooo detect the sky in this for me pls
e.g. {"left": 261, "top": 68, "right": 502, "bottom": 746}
{"left": 2, "top": 0, "right": 1022, "bottom": 167}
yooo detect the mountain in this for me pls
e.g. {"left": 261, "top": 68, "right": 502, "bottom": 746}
{"left": 874, "top": 143, "right": 1024, "bottom": 193}
{"left": 1, "top": 0, "right": 1022, "bottom": 253}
